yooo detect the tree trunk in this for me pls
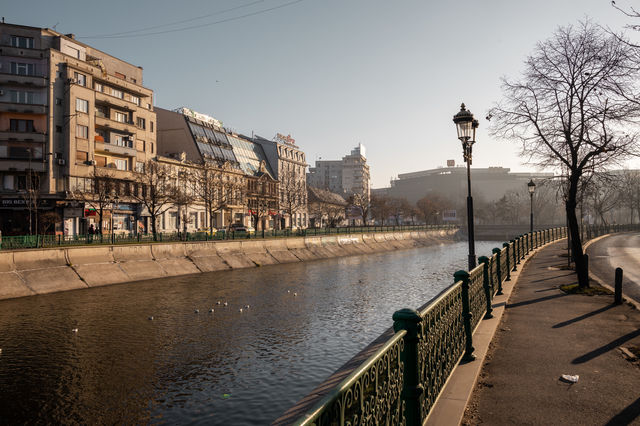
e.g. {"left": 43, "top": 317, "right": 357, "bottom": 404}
{"left": 567, "top": 177, "right": 589, "bottom": 288}
{"left": 151, "top": 213, "right": 158, "bottom": 241}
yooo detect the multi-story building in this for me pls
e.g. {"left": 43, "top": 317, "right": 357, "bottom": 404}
{"left": 251, "top": 133, "right": 308, "bottom": 229}
{"left": 0, "top": 22, "right": 156, "bottom": 235}
{"left": 156, "top": 107, "right": 245, "bottom": 230}
{"left": 307, "top": 144, "right": 370, "bottom": 200}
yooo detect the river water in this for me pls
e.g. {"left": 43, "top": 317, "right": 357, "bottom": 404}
{"left": 0, "top": 240, "right": 500, "bottom": 425}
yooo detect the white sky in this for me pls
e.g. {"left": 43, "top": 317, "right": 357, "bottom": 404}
{"left": 5, "top": 0, "right": 639, "bottom": 187}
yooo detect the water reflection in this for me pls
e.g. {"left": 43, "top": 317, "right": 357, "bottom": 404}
{"left": 0, "top": 241, "right": 500, "bottom": 425}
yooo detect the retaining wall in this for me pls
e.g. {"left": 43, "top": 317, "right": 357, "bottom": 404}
{"left": 0, "top": 229, "right": 457, "bottom": 301}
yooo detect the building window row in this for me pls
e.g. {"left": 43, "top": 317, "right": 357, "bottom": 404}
{"left": 10, "top": 62, "right": 36, "bottom": 76}
{"left": 11, "top": 35, "right": 34, "bottom": 49}
{"left": 9, "top": 90, "right": 37, "bottom": 104}
{"left": 93, "top": 80, "right": 142, "bottom": 106}
{"left": 9, "top": 119, "right": 35, "bottom": 133}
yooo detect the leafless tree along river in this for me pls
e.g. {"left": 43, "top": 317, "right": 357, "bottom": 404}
{"left": 0, "top": 241, "right": 499, "bottom": 425}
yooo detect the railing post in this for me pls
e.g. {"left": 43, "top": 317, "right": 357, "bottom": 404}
{"left": 503, "top": 242, "right": 511, "bottom": 280}
{"left": 454, "top": 270, "right": 476, "bottom": 362}
{"left": 478, "top": 256, "right": 494, "bottom": 319}
{"left": 393, "top": 308, "right": 425, "bottom": 426}
{"left": 511, "top": 239, "right": 518, "bottom": 270}
{"left": 493, "top": 248, "right": 503, "bottom": 295}
{"left": 615, "top": 268, "right": 623, "bottom": 305}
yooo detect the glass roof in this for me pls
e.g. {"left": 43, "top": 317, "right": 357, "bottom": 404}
{"left": 227, "top": 135, "right": 275, "bottom": 177}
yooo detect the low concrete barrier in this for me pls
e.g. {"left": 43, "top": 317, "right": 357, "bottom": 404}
{"left": 0, "top": 229, "right": 457, "bottom": 301}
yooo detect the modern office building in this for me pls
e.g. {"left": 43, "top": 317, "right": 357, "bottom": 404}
{"left": 0, "top": 22, "right": 156, "bottom": 235}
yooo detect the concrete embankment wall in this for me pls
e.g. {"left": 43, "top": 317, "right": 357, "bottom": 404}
{"left": 0, "top": 229, "right": 457, "bottom": 301}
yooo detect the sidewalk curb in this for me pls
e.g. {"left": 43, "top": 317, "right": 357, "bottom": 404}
{"left": 425, "top": 239, "right": 565, "bottom": 426}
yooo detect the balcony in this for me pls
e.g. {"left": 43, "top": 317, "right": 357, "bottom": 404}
{"left": 0, "top": 130, "right": 46, "bottom": 142}
{"left": 0, "top": 102, "right": 47, "bottom": 114}
{"left": 94, "top": 115, "right": 137, "bottom": 134}
{"left": 94, "top": 140, "right": 136, "bottom": 157}
{"left": 0, "top": 158, "right": 47, "bottom": 172}
{"left": 95, "top": 91, "right": 137, "bottom": 112}
{"left": 0, "top": 73, "right": 48, "bottom": 88}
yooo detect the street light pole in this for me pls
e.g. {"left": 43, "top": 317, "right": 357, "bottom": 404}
{"left": 528, "top": 179, "right": 536, "bottom": 233}
{"left": 453, "top": 103, "right": 478, "bottom": 270}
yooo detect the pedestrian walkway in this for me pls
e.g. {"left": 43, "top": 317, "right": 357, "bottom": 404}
{"left": 458, "top": 241, "right": 640, "bottom": 425}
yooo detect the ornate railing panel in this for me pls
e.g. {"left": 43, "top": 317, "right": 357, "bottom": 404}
{"left": 418, "top": 284, "right": 465, "bottom": 418}
{"left": 467, "top": 265, "right": 485, "bottom": 331}
{"left": 296, "top": 331, "right": 406, "bottom": 426}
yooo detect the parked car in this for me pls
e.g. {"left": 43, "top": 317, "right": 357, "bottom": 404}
{"left": 229, "top": 223, "right": 248, "bottom": 232}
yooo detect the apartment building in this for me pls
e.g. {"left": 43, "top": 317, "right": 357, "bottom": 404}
{"left": 307, "top": 144, "right": 371, "bottom": 199}
{"left": 0, "top": 22, "right": 156, "bottom": 235}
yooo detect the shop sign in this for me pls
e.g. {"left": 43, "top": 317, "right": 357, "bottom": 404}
{"left": 274, "top": 133, "right": 296, "bottom": 146}
{"left": 0, "top": 198, "right": 55, "bottom": 208}
{"left": 85, "top": 208, "right": 97, "bottom": 217}
{"left": 64, "top": 207, "right": 83, "bottom": 218}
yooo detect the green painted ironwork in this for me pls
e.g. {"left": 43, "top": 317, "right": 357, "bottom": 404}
{"left": 286, "top": 225, "right": 640, "bottom": 425}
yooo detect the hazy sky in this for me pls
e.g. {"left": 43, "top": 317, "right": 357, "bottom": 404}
{"left": 4, "top": 1, "right": 638, "bottom": 187}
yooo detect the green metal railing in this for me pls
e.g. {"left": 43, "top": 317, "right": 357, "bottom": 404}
{"left": 0, "top": 224, "right": 457, "bottom": 251}
{"left": 293, "top": 226, "right": 583, "bottom": 425}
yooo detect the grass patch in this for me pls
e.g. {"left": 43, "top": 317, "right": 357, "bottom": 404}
{"left": 559, "top": 283, "right": 613, "bottom": 295}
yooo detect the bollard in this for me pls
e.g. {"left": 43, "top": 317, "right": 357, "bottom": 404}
{"left": 511, "top": 240, "right": 517, "bottom": 271}
{"left": 503, "top": 242, "right": 511, "bottom": 280}
{"left": 454, "top": 270, "right": 475, "bottom": 362}
{"left": 478, "top": 256, "right": 494, "bottom": 319}
{"left": 393, "top": 308, "right": 425, "bottom": 425}
{"left": 584, "top": 254, "right": 589, "bottom": 280}
{"left": 615, "top": 268, "right": 623, "bottom": 305}
{"left": 493, "top": 248, "right": 503, "bottom": 294}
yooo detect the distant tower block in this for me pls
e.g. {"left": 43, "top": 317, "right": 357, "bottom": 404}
{"left": 447, "top": 159, "right": 456, "bottom": 167}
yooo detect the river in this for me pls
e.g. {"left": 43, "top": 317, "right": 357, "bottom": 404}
{"left": 0, "top": 240, "right": 500, "bottom": 425}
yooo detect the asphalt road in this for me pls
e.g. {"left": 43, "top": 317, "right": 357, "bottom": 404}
{"left": 587, "top": 232, "right": 640, "bottom": 305}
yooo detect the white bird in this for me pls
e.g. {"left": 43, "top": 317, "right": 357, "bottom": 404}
{"left": 194, "top": 309, "right": 200, "bottom": 314}
{"left": 239, "top": 308, "right": 243, "bottom": 313}
{"left": 148, "top": 316, "right": 154, "bottom": 320}
{"left": 287, "top": 290, "right": 290, "bottom": 293}
{"left": 72, "top": 328, "right": 78, "bottom": 333}
{"left": 216, "top": 301, "right": 221, "bottom": 305}
{"left": 209, "top": 308, "right": 214, "bottom": 313}
{"left": 294, "top": 292, "right": 298, "bottom": 297}
{"left": 223, "top": 302, "right": 228, "bottom": 307}
{"left": 245, "top": 304, "right": 250, "bottom": 309}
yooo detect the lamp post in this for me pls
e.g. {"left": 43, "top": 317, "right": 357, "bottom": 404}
{"left": 110, "top": 194, "right": 120, "bottom": 244}
{"left": 528, "top": 179, "right": 536, "bottom": 233}
{"left": 453, "top": 103, "right": 478, "bottom": 270}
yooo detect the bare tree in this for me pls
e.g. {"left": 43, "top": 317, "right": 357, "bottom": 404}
{"left": 416, "top": 194, "right": 450, "bottom": 225}
{"left": 71, "top": 168, "right": 117, "bottom": 235}
{"left": 347, "top": 189, "right": 370, "bottom": 226}
{"left": 191, "top": 163, "right": 243, "bottom": 234}
{"left": 130, "top": 160, "right": 174, "bottom": 239}
{"left": 279, "top": 166, "right": 307, "bottom": 229}
{"left": 489, "top": 21, "right": 640, "bottom": 287}
{"left": 370, "top": 195, "right": 392, "bottom": 225}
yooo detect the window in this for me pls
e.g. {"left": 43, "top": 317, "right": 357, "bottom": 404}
{"left": 111, "top": 88, "right": 123, "bottom": 99}
{"left": 95, "top": 128, "right": 107, "bottom": 143}
{"left": 114, "top": 111, "right": 127, "bottom": 123}
{"left": 114, "top": 72, "right": 126, "bottom": 80}
{"left": 76, "top": 98, "right": 89, "bottom": 113}
{"left": 130, "top": 95, "right": 140, "bottom": 106}
{"left": 94, "top": 82, "right": 103, "bottom": 92}
{"left": 136, "top": 117, "right": 146, "bottom": 129}
{"left": 76, "top": 151, "right": 88, "bottom": 163}
{"left": 95, "top": 104, "right": 108, "bottom": 118}
{"left": 135, "top": 161, "right": 144, "bottom": 173}
{"left": 150, "top": 121, "right": 154, "bottom": 132}
{"left": 76, "top": 124, "right": 88, "bottom": 139}
{"left": 136, "top": 140, "right": 145, "bottom": 151}
{"left": 11, "top": 35, "right": 34, "bottom": 49}
{"left": 55, "top": 98, "right": 62, "bottom": 105}
{"left": 113, "top": 134, "right": 132, "bottom": 148}
{"left": 11, "top": 62, "right": 36, "bottom": 76}
{"left": 114, "top": 158, "right": 128, "bottom": 170}
{"left": 10, "top": 119, "right": 35, "bottom": 132}
{"left": 74, "top": 72, "right": 86, "bottom": 86}
{"left": 10, "top": 90, "right": 35, "bottom": 104}
{"left": 150, "top": 142, "right": 154, "bottom": 154}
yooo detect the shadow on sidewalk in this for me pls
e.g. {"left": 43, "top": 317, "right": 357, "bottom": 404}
{"left": 572, "top": 328, "right": 640, "bottom": 364}
{"left": 506, "top": 293, "right": 567, "bottom": 309}
{"left": 552, "top": 304, "right": 616, "bottom": 329}
{"left": 604, "top": 396, "right": 640, "bottom": 426}
{"left": 530, "top": 272, "right": 575, "bottom": 284}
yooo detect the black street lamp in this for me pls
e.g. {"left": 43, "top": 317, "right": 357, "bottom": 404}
{"left": 453, "top": 103, "right": 478, "bottom": 270}
{"left": 528, "top": 179, "right": 536, "bottom": 233}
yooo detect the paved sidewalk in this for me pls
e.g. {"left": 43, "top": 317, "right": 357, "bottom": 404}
{"left": 462, "top": 241, "right": 640, "bottom": 425}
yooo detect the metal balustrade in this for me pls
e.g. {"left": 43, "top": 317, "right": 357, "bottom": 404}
{"left": 290, "top": 225, "right": 640, "bottom": 425}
